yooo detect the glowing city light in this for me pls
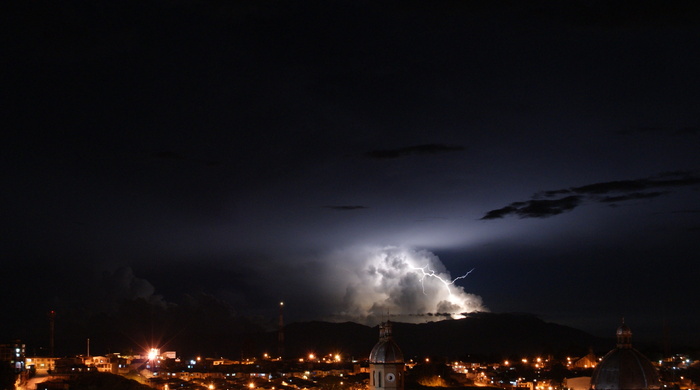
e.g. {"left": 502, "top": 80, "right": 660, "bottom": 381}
{"left": 148, "top": 348, "right": 159, "bottom": 361}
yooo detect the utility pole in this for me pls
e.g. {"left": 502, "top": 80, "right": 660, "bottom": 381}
{"left": 278, "top": 301, "right": 284, "bottom": 359}
{"left": 48, "top": 310, "right": 56, "bottom": 357}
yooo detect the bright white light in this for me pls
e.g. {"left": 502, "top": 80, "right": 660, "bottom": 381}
{"left": 148, "top": 348, "right": 159, "bottom": 361}
{"left": 329, "top": 246, "right": 485, "bottom": 323}
{"left": 411, "top": 263, "right": 474, "bottom": 319}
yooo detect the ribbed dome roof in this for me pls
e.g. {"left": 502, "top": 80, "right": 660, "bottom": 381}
{"left": 369, "top": 321, "right": 404, "bottom": 364}
{"left": 590, "top": 322, "right": 660, "bottom": 390}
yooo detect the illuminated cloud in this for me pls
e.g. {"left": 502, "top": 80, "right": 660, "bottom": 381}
{"left": 326, "top": 246, "right": 485, "bottom": 324}
{"left": 100, "top": 266, "right": 168, "bottom": 310}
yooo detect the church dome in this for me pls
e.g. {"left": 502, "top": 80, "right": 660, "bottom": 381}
{"left": 369, "top": 321, "right": 404, "bottom": 364}
{"left": 590, "top": 322, "right": 661, "bottom": 390}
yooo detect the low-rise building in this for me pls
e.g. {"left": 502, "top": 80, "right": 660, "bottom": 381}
{"left": 25, "top": 356, "right": 57, "bottom": 375}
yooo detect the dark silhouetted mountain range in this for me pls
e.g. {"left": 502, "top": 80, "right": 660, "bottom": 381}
{"left": 272, "top": 313, "right": 609, "bottom": 360}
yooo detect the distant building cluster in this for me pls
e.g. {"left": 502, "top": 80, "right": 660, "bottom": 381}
{"left": 2, "top": 322, "right": 698, "bottom": 390}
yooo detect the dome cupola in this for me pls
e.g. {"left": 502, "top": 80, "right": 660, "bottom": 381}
{"left": 616, "top": 322, "right": 632, "bottom": 348}
{"left": 369, "top": 321, "right": 404, "bottom": 364}
{"left": 590, "top": 321, "right": 660, "bottom": 390}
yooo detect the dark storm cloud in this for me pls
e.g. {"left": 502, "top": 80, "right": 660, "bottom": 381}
{"left": 599, "top": 191, "right": 667, "bottom": 203}
{"left": 365, "top": 144, "right": 465, "bottom": 159}
{"left": 102, "top": 266, "right": 161, "bottom": 302}
{"left": 481, "top": 196, "right": 582, "bottom": 220}
{"left": 569, "top": 173, "right": 700, "bottom": 195}
{"left": 540, "top": 189, "right": 574, "bottom": 197}
{"left": 325, "top": 205, "right": 368, "bottom": 211}
{"left": 482, "top": 172, "right": 700, "bottom": 219}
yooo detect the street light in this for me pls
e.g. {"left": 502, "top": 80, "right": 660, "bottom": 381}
{"left": 148, "top": 348, "right": 159, "bottom": 361}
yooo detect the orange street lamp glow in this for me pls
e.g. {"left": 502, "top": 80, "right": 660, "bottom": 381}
{"left": 148, "top": 348, "right": 159, "bottom": 361}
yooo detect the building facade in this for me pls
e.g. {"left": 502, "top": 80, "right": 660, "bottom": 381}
{"left": 0, "top": 341, "right": 26, "bottom": 372}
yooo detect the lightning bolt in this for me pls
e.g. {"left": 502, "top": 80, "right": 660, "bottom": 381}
{"left": 412, "top": 264, "right": 474, "bottom": 296}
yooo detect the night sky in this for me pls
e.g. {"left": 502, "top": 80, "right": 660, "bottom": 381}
{"left": 3, "top": 1, "right": 700, "bottom": 354}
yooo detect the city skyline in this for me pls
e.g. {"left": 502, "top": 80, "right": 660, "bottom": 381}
{"left": 3, "top": 1, "right": 699, "bottom": 352}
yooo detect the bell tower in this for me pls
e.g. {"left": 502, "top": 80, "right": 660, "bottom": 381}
{"left": 369, "top": 321, "right": 404, "bottom": 390}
